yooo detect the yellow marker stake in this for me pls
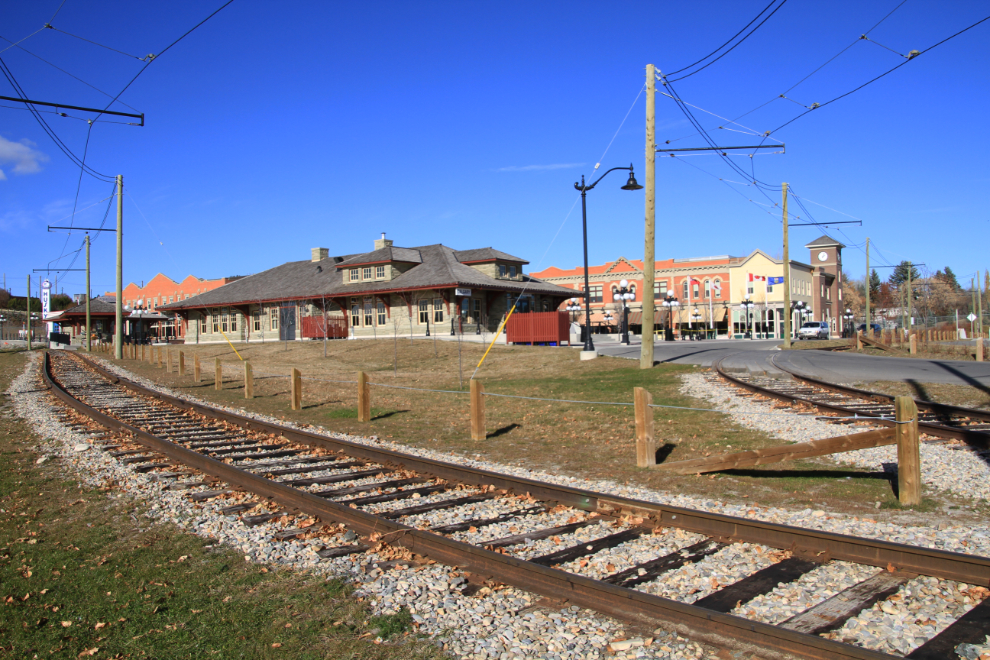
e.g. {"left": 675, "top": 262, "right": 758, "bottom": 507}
{"left": 218, "top": 328, "right": 244, "bottom": 361}
{"left": 472, "top": 304, "right": 517, "bottom": 378}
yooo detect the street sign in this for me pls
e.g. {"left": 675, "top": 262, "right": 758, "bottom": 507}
{"left": 968, "top": 313, "right": 977, "bottom": 322}
{"left": 455, "top": 288, "right": 472, "bottom": 297}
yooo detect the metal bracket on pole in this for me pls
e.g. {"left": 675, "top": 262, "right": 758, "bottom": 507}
{"left": 0, "top": 95, "right": 145, "bottom": 126}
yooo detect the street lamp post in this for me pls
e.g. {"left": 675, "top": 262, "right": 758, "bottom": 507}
{"left": 0, "top": 314, "right": 5, "bottom": 340}
{"left": 565, "top": 299, "right": 582, "bottom": 323}
{"left": 791, "top": 300, "right": 808, "bottom": 338}
{"left": 612, "top": 279, "right": 635, "bottom": 345}
{"left": 661, "top": 295, "right": 679, "bottom": 341}
{"left": 843, "top": 308, "right": 855, "bottom": 338}
{"left": 574, "top": 164, "right": 643, "bottom": 360}
{"left": 691, "top": 308, "right": 702, "bottom": 340}
{"left": 740, "top": 298, "right": 754, "bottom": 339}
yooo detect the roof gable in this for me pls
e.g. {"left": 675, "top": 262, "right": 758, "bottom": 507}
{"left": 453, "top": 248, "right": 528, "bottom": 264}
{"left": 804, "top": 234, "right": 845, "bottom": 249}
{"left": 335, "top": 246, "right": 423, "bottom": 268}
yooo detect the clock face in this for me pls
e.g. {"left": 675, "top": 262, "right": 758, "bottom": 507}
{"left": 817, "top": 251, "right": 829, "bottom": 262}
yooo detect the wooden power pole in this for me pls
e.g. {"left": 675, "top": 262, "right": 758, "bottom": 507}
{"left": 115, "top": 175, "right": 123, "bottom": 359}
{"left": 85, "top": 235, "right": 91, "bottom": 352}
{"left": 26, "top": 274, "right": 31, "bottom": 351}
{"left": 864, "top": 237, "right": 870, "bottom": 334}
{"left": 782, "top": 183, "right": 791, "bottom": 349}
{"left": 640, "top": 63, "right": 656, "bottom": 369}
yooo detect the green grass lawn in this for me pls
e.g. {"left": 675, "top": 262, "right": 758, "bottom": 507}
{"left": 0, "top": 351, "right": 441, "bottom": 660}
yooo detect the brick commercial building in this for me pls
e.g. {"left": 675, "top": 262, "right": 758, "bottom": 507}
{"left": 530, "top": 238, "right": 850, "bottom": 338}
{"left": 111, "top": 273, "right": 241, "bottom": 313}
{"left": 160, "top": 234, "right": 574, "bottom": 343}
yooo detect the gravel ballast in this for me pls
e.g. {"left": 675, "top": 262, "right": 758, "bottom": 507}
{"left": 8, "top": 353, "right": 990, "bottom": 659}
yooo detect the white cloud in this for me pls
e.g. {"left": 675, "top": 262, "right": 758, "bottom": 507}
{"left": 0, "top": 169, "right": 6, "bottom": 181}
{"left": 0, "top": 135, "right": 48, "bottom": 176}
{"left": 496, "top": 163, "right": 585, "bottom": 172}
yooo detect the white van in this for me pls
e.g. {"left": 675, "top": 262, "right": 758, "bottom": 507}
{"left": 798, "top": 321, "right": 829, "bottom": 340}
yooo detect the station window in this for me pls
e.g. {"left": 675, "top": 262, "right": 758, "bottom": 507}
{"left": 499, "top": 264, "right": 507, "bottom": 277}
{"left": 212, "top": 313, "right": 219, "bottom": 333}
{"left": 269, "top": 306, "right": 279, "bottom": 330}
{"left": 200, "top": 314, "right": 207, "bottom": 334}
{"left": 350, "top": 269, "right": 359, "bottom": 282}
{"left": 509, "top": 266, "right": 517, "bottom": 278}
{"left": 376, "top": 265, "right": 385, "bottom": 279}
{"left": 433, "top": 297, "right": 444, "bottom": 323}
{"left": 418, "top": 299, "right": 429, "bottom": 324}
{"left": 377, "top": 301, "right": 386, "bottom": 325}
{"left": 364, "top": 299, "right": 373, "bottom": 326}
{"left": 350, "top": 303, "right": 360, "bottom": 327}
{"left": 253, "top": 310, "right": 261, "bottom": 332}
{"left": 363, "top": 267, "right": 372, "bottom": 281}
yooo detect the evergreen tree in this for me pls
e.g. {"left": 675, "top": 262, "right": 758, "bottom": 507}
{"left": 942, "top": 266, "right": 961, "bottom": 291}
{"left": 869, "top": 269, "right": 881, "bottom": 297}
{"left": 889, "top": 261, "right": 920, "bottom": 287}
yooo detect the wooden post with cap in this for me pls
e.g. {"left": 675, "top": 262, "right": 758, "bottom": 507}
{"left": 895, "top": 396, "right": 920, "bottom": 506}
{"left": 291, "top": 368, "right": 302, "bottom": 410}
{"left": 357, "top": 371, "right": 370, "bottom": 422}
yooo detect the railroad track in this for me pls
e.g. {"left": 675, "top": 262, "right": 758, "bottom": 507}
{"left": 41, "top": 351, "right": 990, "bottom": 660}
{"left": 711, "top": 355, "right": 990, "bottom": 450}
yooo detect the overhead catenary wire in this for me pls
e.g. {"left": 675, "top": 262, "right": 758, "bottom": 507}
{"left": 666, "top": 0, "right": 789, "bottom": 83}
{"left": 770, "top": 12, "right": 990, "bottom": 135}
{"left": 44, "top": 25, "right": 146, "bottom": 61}
{"left": 0, "top": 34, "right": 142, "bottom": 111}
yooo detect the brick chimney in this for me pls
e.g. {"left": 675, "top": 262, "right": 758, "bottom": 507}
{"left": 374, "top": 232, "right": 393, "bottom": 251}
{"left": 311, "top": 247, "right": 328, "bottom": 262}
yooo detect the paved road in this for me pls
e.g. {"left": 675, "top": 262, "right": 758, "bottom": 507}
{"left": 591, "top": 337, "right": 990, "bottom": 388}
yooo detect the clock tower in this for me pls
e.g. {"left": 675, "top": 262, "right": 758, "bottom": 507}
{"left": 804, "top": 235, "right": 845, "bottom": 333}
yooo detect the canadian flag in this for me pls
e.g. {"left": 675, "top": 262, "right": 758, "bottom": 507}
{"left": 748, "top": 273, "right": 766, "bottom": 282}
{"left": 689, "top": 277, "right": 701, "bottom": 284}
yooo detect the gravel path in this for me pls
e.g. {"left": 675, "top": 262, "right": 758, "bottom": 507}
{"left": 681, "top": 372, "right": 990, "bottom": 504}
{"left": 10, "top": 354, "right": 990, "bottom": 660}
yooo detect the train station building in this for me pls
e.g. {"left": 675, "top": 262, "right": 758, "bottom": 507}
{"left": 160, "top": 234, "right": 575, "bottom": 343}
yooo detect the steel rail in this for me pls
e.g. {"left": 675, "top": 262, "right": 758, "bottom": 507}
{"left": 41, "top": 353, "right": 990, "bottom": 659}
{"left": 769, "top": 353, "right": 990, "bottom": 423}
{"left": 714, "top": 356, "right": 989, "bottom": 448}
{"left": 67, "top": 352, "right": 990, "bottom": 586}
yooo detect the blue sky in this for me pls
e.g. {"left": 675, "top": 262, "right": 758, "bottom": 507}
{"left": 1, "top": 0, "right": 988, "bottom": 300}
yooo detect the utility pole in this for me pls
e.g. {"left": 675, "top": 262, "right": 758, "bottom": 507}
{"left": 864, "top": 237, "right": 870, "bottom": 333}
{"left": 26, "top": 274, "right": 31, "bottom": 350}
{"left": 907, "top": 261, "right": 914, "bottom": 332}
{"left": 115, "top": 175, "right": 124, "bottom": 359}
{"left": 85, "top": 234, "right": 91, "bottom": 352}
{"left": 640, "top": 63, "right": 656, "bottom": 369}
{"left": 782, "top": 182, "right": 791, "bottom": 348}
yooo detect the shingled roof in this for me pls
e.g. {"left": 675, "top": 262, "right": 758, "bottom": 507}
{"left": 452, "top": 248, "right": 527, "bottom": 264}
{"left": 335, "top": 246, "right": 423, "bottom": 267}
{"left": 804, "top": 235, "right": 845, "bottom": 249}
{"left": 161, "top": 243, "right": 572, "bottom": 310}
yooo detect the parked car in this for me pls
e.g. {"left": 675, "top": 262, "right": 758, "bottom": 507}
{"left": 798, "top": 321, "right": 830, "bottom": 340}
{"left": 857, "top": 323, "right": 882, "bottom": 334}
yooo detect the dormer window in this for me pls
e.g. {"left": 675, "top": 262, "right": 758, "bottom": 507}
{"left": 376, "top": 265, "right": 385, "bottom": 279}
{"left": 362, "top": 267, "right": 372, "bottom": 280}
{"left": 350, "top": 269, "right": 359, "bottom": 282}
{"left": 509, "top": 266, "right": 517, "bottom": 278}
{"left": 499, "top": 264, "right": 507, "bottom": 277}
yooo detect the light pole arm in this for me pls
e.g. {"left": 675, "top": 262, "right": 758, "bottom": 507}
{"left": 574, "top": 166, "right": 634, "bottom": 192}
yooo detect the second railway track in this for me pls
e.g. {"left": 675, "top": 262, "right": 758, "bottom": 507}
{"left": 39, "top": 350, "right": 990, "bottom": 660}
{"left": 711, "top": 354, "right": 990, "bottom": 449}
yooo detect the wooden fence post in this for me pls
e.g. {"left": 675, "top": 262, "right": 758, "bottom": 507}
{"left": 634, "top": 387, "right": 656, "bottom": 467}
{"left": 856, "top": 331, "right": 862, "bottom": 351}
{"left": 290, "top": 368, "right": 302, "bottom": 410}
{"left": 215, "top": 358, "right": 222, "bottom": 391}
{"left": 194, "top": 355, "right": 201, "bottom": 383}
{"left": 909, "top": 334, "right": 917, "bottom": 355}
{"left": 141, "top": 345, "right": 145, "bottom": 362}
{"left": 166, "top": 348, "right": 172, "bottom": 373}
{"left": 179, "top": 351, "right": 185, "bottom": 376}
{"left": 895, "top": 396, "right": 921, "bottom": 506}
{"left": 470, "top": 379, "right": 485, "bottom": 440}
{"left": 978, "top": 338, "right": 984, "bottom": 362}
{"left": 244, "top": 361, "right": 253, "bottom": 399}
{"left": 357, "top": 371, "right": 370, "bottom": 422}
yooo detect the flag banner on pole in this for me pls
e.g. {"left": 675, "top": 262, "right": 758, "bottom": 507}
{"left": 690, "top": 277, "right": 701, "bottom": 284}
{"left": 768, "top": 276, "right": 784, "bottom": 285}
{"left": 748, "top": 273, "right": 766, "bottom": 282}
